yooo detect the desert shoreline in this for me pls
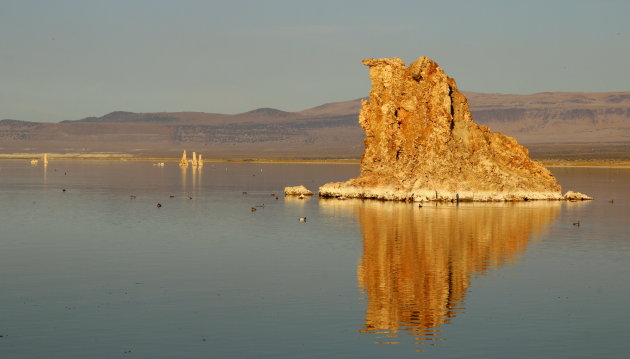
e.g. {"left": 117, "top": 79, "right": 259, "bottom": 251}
{"left": 0, "top": 153, "right": 359, "bottom": 164}
{"left": 1, "top": 153, "right": 630, "bottom": 167}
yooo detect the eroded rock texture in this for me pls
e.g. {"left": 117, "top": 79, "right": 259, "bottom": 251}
{"left": 320, "top": 57, "right": 569, "bottom": 201}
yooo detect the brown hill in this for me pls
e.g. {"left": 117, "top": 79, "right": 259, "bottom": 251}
{"left": 466, "top": 92, "right": 630, "bottom": 143}
{"left": 1, "top": 92, "right": 629, "bottom": 159}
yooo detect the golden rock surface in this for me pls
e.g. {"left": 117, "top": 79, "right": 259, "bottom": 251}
{"left": 320, "top": 57, "right": 578, "bottom": 201}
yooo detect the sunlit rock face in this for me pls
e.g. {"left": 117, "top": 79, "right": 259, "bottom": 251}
{"left": 320, "top": 57, "right": 566, "bottom": 201}
{"left": 319, "top": 199, "right": 560, "bottom": 347}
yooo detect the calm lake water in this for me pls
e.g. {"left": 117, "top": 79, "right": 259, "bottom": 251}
{"left": 1, "top": 160, "right": 629, "bottom": 358}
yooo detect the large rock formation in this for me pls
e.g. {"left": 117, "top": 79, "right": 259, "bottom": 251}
{"left": 320, "top": 57, "right": 583, "bottom": 201}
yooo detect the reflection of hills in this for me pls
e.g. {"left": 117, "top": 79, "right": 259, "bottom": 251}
{"left": 320, "top": 200, "right": 560, "bottom": 348}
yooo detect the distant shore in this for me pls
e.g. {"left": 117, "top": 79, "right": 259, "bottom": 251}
{"left": 1, "top": 153, "right": 630, "bottom": 167}
{"left": 0, "top": 153, "right": 360, "bottom": 164}
{"left": 542, "top": 160, "right": 630, "bottom": 167}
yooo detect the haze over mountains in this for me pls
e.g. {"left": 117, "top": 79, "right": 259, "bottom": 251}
{"left": 1, "top": 92, "right": 629, "bottom": 159}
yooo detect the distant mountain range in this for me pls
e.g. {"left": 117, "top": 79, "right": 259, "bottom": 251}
{"left": 1, "top": 92, "right": 629, "bottom": 159}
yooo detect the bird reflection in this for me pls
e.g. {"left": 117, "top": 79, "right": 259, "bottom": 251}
{"left": 320, "top": 200, "right": 560, "bottom": 349}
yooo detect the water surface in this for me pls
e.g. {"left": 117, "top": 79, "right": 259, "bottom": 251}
{"left": 1, "top": 161, "right": 628, "bottom": 358}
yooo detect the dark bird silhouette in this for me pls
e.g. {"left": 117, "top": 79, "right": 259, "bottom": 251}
{"left": 130, "top": 195, "right": 136, "bottom": 199}
{"left": 573, "top": 220, "right": 580, "bottom": 227}
{"left": 251, "top": 207, "right": 256, "bottom": 212}
{"left": 609, "top": 199, "right": 614, "bottom": 204}
{"left": 157, "top": 203, "right": 162, "bottom": 208}
{"left": 62, "top": 188, "right": 66, "bottom": 192}
{"left": 418, "top": 203, "right": 423, "bottom": 208}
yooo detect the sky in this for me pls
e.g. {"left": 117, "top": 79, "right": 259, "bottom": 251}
{"left": 1, "top": 0, "right": 629, "bottom": 123}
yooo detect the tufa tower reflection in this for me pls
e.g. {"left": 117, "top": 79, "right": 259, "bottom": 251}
{"left": 320, "top": 200, "right": 560, "bottom": 349}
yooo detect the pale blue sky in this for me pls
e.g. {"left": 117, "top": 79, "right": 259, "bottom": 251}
{"left": 1, "top": 0, "right": 629, "bottom": 122}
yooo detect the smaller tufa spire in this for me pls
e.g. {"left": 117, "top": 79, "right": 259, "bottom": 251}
{"left": 191, "top": 152, "right": 198, "bottom": 167}
{"left": 179, "top": 150, "right": 189, "bottom": 167}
